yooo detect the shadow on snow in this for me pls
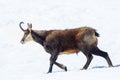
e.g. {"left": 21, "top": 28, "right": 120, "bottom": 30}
{"left": 91, "top": 64, "right": 120, "bottom": 69}
{"left": 114, "top": 64, "right": 120, "bottom": 67}
{"left": 91, "top": 66, "right": 107, "bottom": 69}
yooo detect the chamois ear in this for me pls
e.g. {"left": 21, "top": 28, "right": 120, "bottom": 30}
{"left": 27, "top": 23, "right": 32, "bottom": 32}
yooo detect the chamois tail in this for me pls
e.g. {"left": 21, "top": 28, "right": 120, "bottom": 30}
{"left": 95, "top": 31, "right": 100, "bottom": 37}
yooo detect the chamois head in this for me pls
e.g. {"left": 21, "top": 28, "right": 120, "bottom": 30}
{"left": 19, "top": 22, "right": 33, "bottom": 44}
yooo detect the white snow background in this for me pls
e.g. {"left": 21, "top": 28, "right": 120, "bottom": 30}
{"left": 0, "top": 0, "right": 120, "bottom": 80}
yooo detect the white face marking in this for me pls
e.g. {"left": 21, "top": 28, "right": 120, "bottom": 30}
{"left": 21, "top": 33, "right": 34, "bottom": 44}
{"left": 25, "top": 33, "right": 33, "bottom": 42}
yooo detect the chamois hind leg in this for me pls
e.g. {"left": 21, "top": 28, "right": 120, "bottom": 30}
{"left": 90, "top": 46, "right": 113, "bottom": 67}
{"left": 82, "top": 51, "right": 93, "bottom": 70}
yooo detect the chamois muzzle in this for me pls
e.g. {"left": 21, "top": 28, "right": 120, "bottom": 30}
{"left": 20, "top": 40, "right": 25, "bottom": 44}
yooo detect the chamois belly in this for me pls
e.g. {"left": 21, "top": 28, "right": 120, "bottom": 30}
{"left": 59, "top": 49, "right": 80, "bottom": 55}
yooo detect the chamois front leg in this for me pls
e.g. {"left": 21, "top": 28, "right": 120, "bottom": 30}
{"left": 47, "top": 52, "right": 67, "bottom": 73}
{"left": 48, "top": 53, "right": 58, "bottom": 73}
{"left": 54, "top": 61, "right": 67, "bottom": 72}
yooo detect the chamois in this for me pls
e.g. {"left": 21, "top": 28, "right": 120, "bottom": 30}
{"left": 19, "top": 22, "right": 113, "bottom": 73}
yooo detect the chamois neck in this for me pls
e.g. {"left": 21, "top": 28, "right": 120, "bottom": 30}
{"left": 31, "top": 30, "right": 47, "bottom": 46}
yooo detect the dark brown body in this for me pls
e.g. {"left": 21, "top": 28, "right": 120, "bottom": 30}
{"left": 43, "top": 28, "right": 97, "bottom": 54}
{"left": 20, "top": 22, "right": 113, "bottom": 73}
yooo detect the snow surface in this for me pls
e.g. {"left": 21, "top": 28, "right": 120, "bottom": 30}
{"left": 0, "top": 0, "right": 120, "bottom": 80}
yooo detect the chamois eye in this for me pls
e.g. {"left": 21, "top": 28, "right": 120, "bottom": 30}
{"left": 25, "top": 30, "right": 29, "bottom": 34}
{"left": 25, "top": 32, "right": 28, "bottom": 34}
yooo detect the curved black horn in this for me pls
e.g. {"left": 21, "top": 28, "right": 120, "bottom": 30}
{"left": 19, "top": 22, "right": 25, "bottom": 31}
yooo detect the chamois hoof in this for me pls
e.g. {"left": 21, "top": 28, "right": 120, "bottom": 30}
{"left": 64, "top": 67, "right": 67, "bottom": 71}
{"left": 81, "top": 68, "right": 87, "bottom": 70}
{"left": 47, "top": 71, "right": 52, "bottom": 74}
{"left": 109, "top": 65, "right": 114, "bottom": 67}
{"left": 47, "top": 72, "right": 52, "bottom": 74}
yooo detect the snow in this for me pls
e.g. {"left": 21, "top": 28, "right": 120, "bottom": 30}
{"left": 0, "top": 0, "right": 120, "bottom": 80}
